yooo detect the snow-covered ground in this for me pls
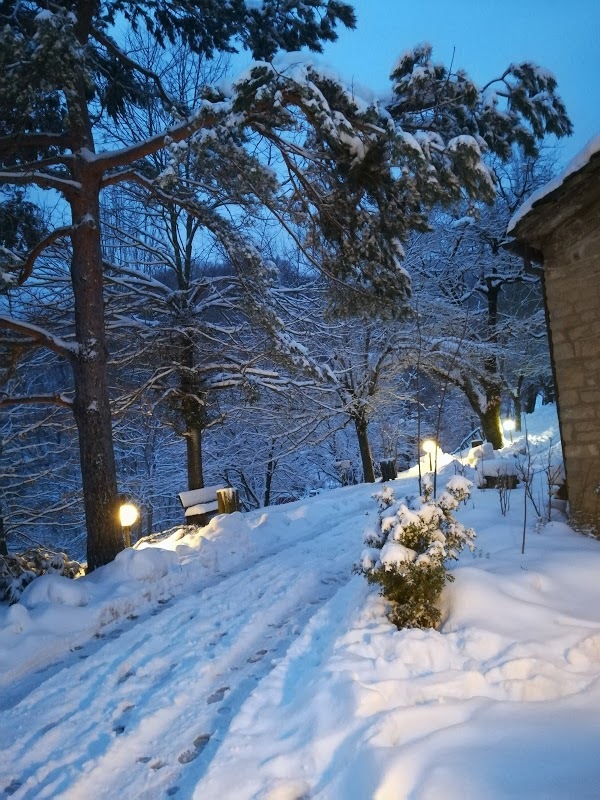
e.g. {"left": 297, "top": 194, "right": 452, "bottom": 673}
{"left": 2, "top": 405, "right": 600, "bottom": 799}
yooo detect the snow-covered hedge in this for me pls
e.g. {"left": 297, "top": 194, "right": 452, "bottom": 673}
{"left": 0, "top": 548, "right": 84, "bottom": 604}
{"left": 357, "top": 476, "right": 476, "bottom": 629}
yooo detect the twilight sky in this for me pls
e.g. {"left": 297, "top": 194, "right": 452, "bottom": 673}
{"left": 319, "top": 0, "right": 600, "bottom": 166}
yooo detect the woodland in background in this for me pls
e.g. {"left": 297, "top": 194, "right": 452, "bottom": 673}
{"left": 0, "top": 1, "right": 570, "bottom": 566}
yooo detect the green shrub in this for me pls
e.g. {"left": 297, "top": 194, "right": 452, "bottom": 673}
{"left": 0, "top": 548, "right": 83, "bottom": 604}
{"left": 357, "top": 476, "right": 476, "bottom": 629}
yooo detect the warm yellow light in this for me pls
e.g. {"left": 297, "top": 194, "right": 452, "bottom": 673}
{"left": 119, "top": 502, "right": 139, "bottom": 527}
{"left": 422, "top": 439, "right": 437, "bottom": 454}
{"left": 502, "top": 419, "right": 516, "bottom": 432}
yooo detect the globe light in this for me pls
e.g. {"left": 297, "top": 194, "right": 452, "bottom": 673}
{"left": 119, "top": 502, "right": 139, "bottom": 527}
{"left": 422, "top": 439, "right": 436, "bottom": 471}
{"left": 119, "top": 502, "right": 139, "bottom": 547}
{"left": 502, "top": 418, "right": 516, "bottom": 444}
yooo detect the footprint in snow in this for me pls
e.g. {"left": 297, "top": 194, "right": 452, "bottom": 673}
{"left": 4, "top": 779, "right": 22, "bottom": 796}
{"left": 136, "top": 756, "right": 152, "bottom": 764}
{"left": 178, "top": 734, "right": 211, "bottom": 764}
{"left": 166, "top": 787, "right": 180, "bottom": 797}
{"left": 207, "top": 687, "right": 229, "bottom": 704}
{"left": 247, "top": 649, "right": 268, "bottom": 663}
{"left": 113, "top": 725, "right": 126, "bottom": 736}
{"left": 117, "top": 670, "right": 135, "bottom": 685}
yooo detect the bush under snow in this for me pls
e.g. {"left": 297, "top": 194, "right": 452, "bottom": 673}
{"left": 357, "top": 476, "right": 476, "bottom": 629}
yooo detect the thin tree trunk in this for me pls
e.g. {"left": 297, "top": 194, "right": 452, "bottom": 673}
{"left": 264, "top": 449, "right": 276, "bottom": 507}
{"left": 0, "top": 508, "right": 7, "bottom": 556}
{"left": 146, "top": 504, "right": 154, "bottom": 537}
{"left": 514, "top": 373, "right": 524, "bottom": 431}
{"left": 354, "top": 412, "right": 375, "bottom": 483}
{"left": 480, "top": 280, "right": 504, "bottom": 450}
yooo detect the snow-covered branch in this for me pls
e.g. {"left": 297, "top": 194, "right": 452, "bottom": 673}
{"left": 0, "top": 315, "right": 78, "bottom": 361}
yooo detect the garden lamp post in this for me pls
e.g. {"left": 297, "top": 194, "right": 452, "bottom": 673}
{"left": 502, "top": 418, "right": 516, "bottom": 444}
{"left": 119, "top": 502, "right": 139, "bottom": 548}
{"left": 422, "top": 439, "right": 436, "bottom": 472}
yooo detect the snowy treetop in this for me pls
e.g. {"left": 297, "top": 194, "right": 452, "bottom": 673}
{"left": 508, "top": 132, "right": 600, "bottom": 232}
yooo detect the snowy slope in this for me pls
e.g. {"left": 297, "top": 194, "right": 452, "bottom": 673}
{"left": 2, "top": 406, "right": 600, "bottom": 799}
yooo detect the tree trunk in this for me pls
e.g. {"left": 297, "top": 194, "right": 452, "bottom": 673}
{"left": 185, "top": 426, "right": 203, "bottom": 490}
{"left": 264, "top": 449, "right": 276, "bottom": 507}
{"left": 481, "top": 391, "right": 503, "bottom": 450}
{"left": 514, "top": 373, "right": 524, "bottom": 431}
{"left": 179, "top": 334, "right": 205, "bottom": 491}
{"left": 514, "top": 392, "right": 522, "bottom": 432}
{"left": 70, "top": 165, "right": 122, "bottom": 571}
{"left": 523, "top": 384, "right": 537, "bottom": 414}
{"left": 353, "top": 413, "right": 375, "bottom": 483}
{"left": 146, "top": 503, "right": 154, "bottom": 538}
{"left": 0, "top": 507, "right": 7, "bottom": 556}
{"left": 480, "top": 280, "right": 504, "bottom": 450}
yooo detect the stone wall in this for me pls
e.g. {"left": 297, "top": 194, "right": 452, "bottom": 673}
{"left": 543, "top": 201, "right": 600, "bottom": 531}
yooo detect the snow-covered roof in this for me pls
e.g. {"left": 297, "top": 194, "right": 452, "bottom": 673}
{"left": 508, "top": 133, "right": 600, "bottom": 235}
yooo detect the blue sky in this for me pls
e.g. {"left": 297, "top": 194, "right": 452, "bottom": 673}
{"left": 319, "top": 0, "right": 600, "bottom": 166}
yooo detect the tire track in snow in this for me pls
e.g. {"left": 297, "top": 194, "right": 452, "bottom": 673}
{"left": 0, "top": 493, "right": 372, "bottom": 800}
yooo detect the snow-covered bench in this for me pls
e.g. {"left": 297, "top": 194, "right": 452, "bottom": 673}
{"left": 178, "top": 485, "right": 240, "bottom": 525}
{"left": 478, "top": 458, "right": 518, "bottom": 489}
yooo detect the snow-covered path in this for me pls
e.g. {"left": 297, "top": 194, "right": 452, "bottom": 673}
{"left": 0, "top": 486, "right": 375, "bottom": 799}
{"left": 3, "top": 407, "right": 600, "bottom": 799}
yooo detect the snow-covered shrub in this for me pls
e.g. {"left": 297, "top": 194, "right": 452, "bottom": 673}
{"left": 0, "top": 548, "right": 83, "bottom": 604}
{"left": 356, "top": 477, "right": 476, "bottom": 629}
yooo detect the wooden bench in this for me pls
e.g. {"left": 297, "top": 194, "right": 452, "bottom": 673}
{"left": 178, "top": 485, "right": 240, "bottom": 525}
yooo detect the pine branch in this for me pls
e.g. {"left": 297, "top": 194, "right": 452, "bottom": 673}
{"left": 15, "top": 226, "right": 73, "bottom": 286}
{"left": 0, "top": 133, "right": 74, "bottom": 160}
{"left": 91, "top": 29, "right": 187, "bottom": 116}
{"left": 0, "top": 170, "right": 80, "bottom": 197}
{"left": 0, "top": 315, "right": 78, "bottom": 361}
{"left": 0, "top": 393, "right": 73, "bottom": 409}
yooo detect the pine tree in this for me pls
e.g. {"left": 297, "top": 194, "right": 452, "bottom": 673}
{"left": 0, "top": 0, "right": 356, "bottom": 569}
{"left": 0, "top": 6, "right": 571, "bottom": 569}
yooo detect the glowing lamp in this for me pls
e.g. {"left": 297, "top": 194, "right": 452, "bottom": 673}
{"left": 502, "top": 418, "right": 516, "bottom": 443}
{"left": 119, "top": 502, "right": 139, "bottom": 547}
{"left": 119, "top": 503, "right": 139, "bottom": 527}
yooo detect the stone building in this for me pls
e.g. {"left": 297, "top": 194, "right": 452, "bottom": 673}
{"left": 508, "top": 137, "right": 600, "bottom": 532}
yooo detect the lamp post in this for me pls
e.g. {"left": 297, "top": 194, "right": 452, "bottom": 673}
{"left": 422, "top": 439, "right": 436, "bottom": 472}
{"left": 119, "top": 501, "right": 139, "bottom": 548}
{"left": 502, "top": 418, "right": 516, "bottom": 444}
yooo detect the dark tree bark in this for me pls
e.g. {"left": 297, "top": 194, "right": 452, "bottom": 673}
{"left": 70, "top": 161, "right": 122, "bottom": 570}
{"left": 482, "top": 277, "right": 503, "bottom": 451}
{"left": 184, "top": 426, "right": 203, "bottom": 490}
{"left": 264, "top": 448, "right": 276, "bottom": 507}
{"left": 480, "top": 391, "right": 504, "bottom": 450}
{"left": 0, "top": 507, "right": 7, "bottom": 556}
{"left": 353, "top": 411, "right": 375, "bottom": 483}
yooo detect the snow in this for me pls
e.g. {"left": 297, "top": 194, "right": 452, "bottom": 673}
{"left": 508, "top": 132, "right": 600, "bottom": 232}
{"left": 2, "top": 405, "right": 600, "bottom": 798}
